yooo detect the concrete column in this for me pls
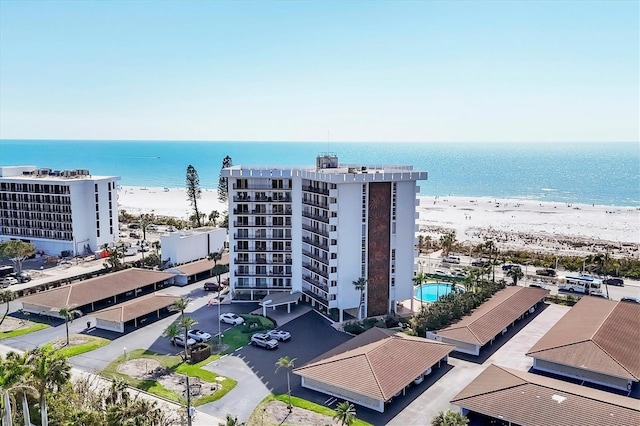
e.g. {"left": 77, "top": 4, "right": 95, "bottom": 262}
{"left": 287, "top": 303, "right": 291, "bottom": 313}
{"left": 262, "top": 304, "right": 267, "bottom": 317}
{"left": 339, "top": 309, "right": 343, "bottom": 322}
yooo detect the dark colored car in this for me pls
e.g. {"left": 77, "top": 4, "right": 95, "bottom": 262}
{"left": 471, "top": 259, "right": 489, "bottom": 267}
{"left": 502, "top": 264, "right": 517, "bottom": 271}
{"left": 604, "top": 278, "right": 624, "bottom": 287}
{"left": 536, "top": 268, "right": 557, "bottom": 277}
{"left": 204, "top": 281, "right": 221, "bottom": 291}
{"left": 620, "top": 297, "right": 640, "bottom": 304}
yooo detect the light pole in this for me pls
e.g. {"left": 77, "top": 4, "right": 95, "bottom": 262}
{"left": 217, "top": 292, "right": 222, "bottom": 346}
{"left": 184, "top": 374, "right": 193, "bottom": 426}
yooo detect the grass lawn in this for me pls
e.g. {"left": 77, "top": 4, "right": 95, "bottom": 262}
{"left": 101, "top": 348, "right": 237, "bottom": 406}
{"left": 0, "top": 323, "right": 49, "bottom": 340}
{"left": 248, "top": 394, "right": 373, "bottom": 426}
{"left": 43, "top": 334, "right": 111, "bottom": 358}
{"left": 220, "top": 314, "right": 274, "bottom": 353}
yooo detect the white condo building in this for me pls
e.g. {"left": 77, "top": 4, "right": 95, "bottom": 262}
{"left": 222, "top": 155, "right": 427, "bottom": 321}
{"left": 0, "top": 166, "right": 120, "bottom": 256}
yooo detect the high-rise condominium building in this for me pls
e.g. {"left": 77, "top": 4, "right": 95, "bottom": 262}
{"left": 222, "top": 155, "right": 427, "bottom": 321}
{"left": 0, "top": 166, "right": 120, "bottom": 256}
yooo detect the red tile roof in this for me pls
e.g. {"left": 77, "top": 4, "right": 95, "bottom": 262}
{"left": 452, "top": 364, "right": 640, "bottom": 426}
{"left": 527, "top": 297, "right": 640, "bottom": 381}
{"left": 20, "top": 268, "right": 175, "bottom": 310}
{"left": 435, "top": 286, "right": 549, "bottom": 346}
{"left": 92, "top": 293, "right": 179, "bottom": 323}
{"left": 294, "top": 327, "right": 455, "bottom": 401}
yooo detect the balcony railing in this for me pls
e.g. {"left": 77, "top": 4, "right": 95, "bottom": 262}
{"left": 302, "top": 185, "right": 330, "bottom": 196}
{"left": 302, "top": 236, "right": 329, "bottom": 251}
{"left": 233, "top": 221, "right": 292, "bottom": 228}
{"left": 302, "top": 262, "right": 329, "bottom": 279}
{"left": 233, "top": 184, "right": 292, "bottom": 190}
{"left": 302, "top": 223, "right": 329, "bottom": 238}
{"left": 301, "top": 198, "right": 329, "bottom": 209}
{"left": 301, "top": 211, "right": 329, "bottom": 224}
{"left": 302, "top": 249, "right": 329, "bottom": 265}
{"left": 302, "top": 275, "right": 329, "bottom": 292}
{"left": 233, "top": 233, "right": 291, "bottom": 240}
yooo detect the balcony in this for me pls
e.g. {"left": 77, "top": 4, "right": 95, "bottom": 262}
{"left": 233, "top": 233, "right": 291, "bottom": 240}
{"left": 233, "top": 221, "right": 292, "bottom": 228}
{"left": 301, "top": 198, "right": 329, "bottom": 209}
{"left": 302, "top": 185, "right": 329, "bottom": 196}
{"left": 302, "top": 275, "right": 329, "bottom": 292}
{"left": 302, "top": 210, "right": 329, "bottom": 224}
{"left": 302, "top": 262, "right": 329, "bottom": 279}
{"left": 302, "top": 249, "right": 329, "bottom": 265}
{"left": 233, "top": 183, "right": 292, "bottom": 190}
{"left": 302, "top": 236, "right": 329, "bottom": 251}
{"left": 302, "top": 224, "right": 329, "bottom": 238}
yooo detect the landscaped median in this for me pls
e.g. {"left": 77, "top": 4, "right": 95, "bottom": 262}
{"left": 101, "top": 348, "right": 237, "bottom": 406}
{"left": 248, "top": 394, "right": 373, "bottom": 426}
{"left": 216, "top": 313, "right": 275, "bottom": 353}
{"left": 43, "top": 334, "right": 110, "bottom": 357}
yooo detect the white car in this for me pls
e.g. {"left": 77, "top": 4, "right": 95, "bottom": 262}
{"left": 266, "top": 329, "right": 291, "bottom": 341}
{"left": 442, "top": 256, "right": 461, "bottom": 264}
{"left": 250, "top": 333, "right": 279, "bottom": 349}
{"left": 220, "top": 313, "right": 245, "bottom": 325}
{"left": 173, "top": 335, "right": 197, "bottom": 347}
{"left": 1, "top": 277, "right": 18, "bottom": 287}
{"left": 187, "top": 329, "right": 212, "bottom": 342}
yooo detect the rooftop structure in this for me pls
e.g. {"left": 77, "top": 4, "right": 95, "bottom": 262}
{"left": 428, "top": 286, "right": 549, "bottom": 355}
{"left": 527, "top": 296, "right": 640, "bottom": 391}
{"left": 0, "top": 165, "right": 120, "bottom": 256}
{"left": 222, "top": 155, "right": 427, "bottom": 320}
{"left": 294, "top": 327, "right": 454, "bottom": 412}
{"left": 451, "top": 364, "right": 640, "bottom": 426}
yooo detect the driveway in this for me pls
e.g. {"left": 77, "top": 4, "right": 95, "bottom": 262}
{"left": 198, "top": 310, "right": 352, "bottom": 422}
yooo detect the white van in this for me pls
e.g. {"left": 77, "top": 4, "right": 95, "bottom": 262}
{"left": 442, "top": 256, "right": 461, "bottom": 264}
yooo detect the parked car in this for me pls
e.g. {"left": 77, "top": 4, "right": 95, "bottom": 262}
{"left": 620, "top": 297, "right": 640, "bottom": 304}
{"left": 129, "top": 232, "right": 141, "bottom": 239}
{"left": 250, "top": 333, "right": 279, "bottom": 349}
{"left": 536, "top": 268, "right": 557, "bottom": 277}
{"left": 187, "top": 329, "right": 212, "bottom": 342}
{"left": 604, "top": 278, "right": 624, "bottom": 287}
{"left": 502, "top": 264, "right": 517, "bottom": 271}
{"left": 471, "top": 259, "right": 489, "bottom": 267}
{"left": 1, "top": 277, "right": 18, "bottom": 287}
{"left": 9, "top": 272, "right": 31, "bottom": 283}
{"left": 442, "top": 256, "right": 461, "bottom": 264}
{"left": 266, "top": 329, "right": 291, "bottom": 341}
{"left": 588, "top": 292, "right": 608, "bottom": 299}
{"left": 220, "top": 313, "right": 245, "bottom": 325}
{"left": 204, "top": 281, "right": 221, "bottom": 291}
{"left": 173, "top": 335, "right": 197, "bottom": 347}
{"left": 529, "top": 282, "right": 550, "bottom": 290}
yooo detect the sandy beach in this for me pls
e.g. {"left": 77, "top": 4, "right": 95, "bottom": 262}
{"left": 117, "top": 186, "right": 640, "bottom": 257}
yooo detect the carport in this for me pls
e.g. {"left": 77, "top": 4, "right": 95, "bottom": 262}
{"left": 166, "top": 255, "right": 228, "bottom": 286}
{"left": 20, "top": 268, "right": 175, "bottom": 318}
{"left": 294, "top": 327, "right": 454, "bottom": 413}
{"left": 427, "top": 286, "right": 548, "bottom": 356}
{"left": 259, "top": 291, "right": 302, "bottom": 316}
{"left": 91, "top": 293, "right": 179, "bottom": 333}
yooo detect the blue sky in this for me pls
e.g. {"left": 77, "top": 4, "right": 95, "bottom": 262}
{"left": 0, "top": 0, "right": 638, "bottom": 142}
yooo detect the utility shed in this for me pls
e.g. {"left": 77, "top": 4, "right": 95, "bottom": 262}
{"left": 91, "top": 293, "right": 179, "bottom": 333}
{"left": 527, "top": 296, "right": 640, "bottom": 391}
{"left": 20, "top": 268, "right": 175, "bottom": 317}
{"left": 427, "top": 286, "right": 549, "bottom": 355}
{"left": 294, "top": 327, "right": 454, "bottom": 412}
{"left": 451, "top": 364, "right": 640, "bottom": 426}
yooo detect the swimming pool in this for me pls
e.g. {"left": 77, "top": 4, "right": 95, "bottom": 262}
{"left": 414, "top": 283, "right": 458, "bottom": 302}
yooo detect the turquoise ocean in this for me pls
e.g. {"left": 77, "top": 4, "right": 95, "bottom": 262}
{"left": 0, "top": 140, "right": 638, "bottom": 207}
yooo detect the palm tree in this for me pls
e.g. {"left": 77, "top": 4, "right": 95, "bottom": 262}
{"left": 275, "top": 356, "right": 296, "bottom": 410}
{"left": 208, "top": 210, "right": 220, "bottom": 227}
{"left": 219, "top": 414, "right": 244, "bottom": 426}
{"left": 208, "top": 251, "right": 225, "bottom": 286}
{"left": 170, "top": 297, "right": 189, "bottom": 318}
{"left": 25, "top": 346, "right": 71, "bottom": 426}
{"left": 439, "top": 231, "right": 456, "bottom": 256}
{"left": 431, "top": 409, "right": 469, "bottom": 426}
{"left": 352, "top": 278, "right": 367, "bottom": 319}
{"left": 506, "top": 266, "right": 524, "bottom": 286}
{"left": 0, "top": 290, "right": 16, "bottom": 327}
{"left": 178, "top": 316, "right": 198, "bottom": 361}
{"left": 1, "top": 352, "right": 37, "bottom": 426}
{"left": 163, "top": 323, "right": 181, "bottom": 347}
{"left": 56, "top": 305, "right": 82, "bottom": 346}
{"left": 333, "top": 401, "right": 356, "bottom": 426}
{"left": 413, "top": 273, "right": 427, "bottom": 306}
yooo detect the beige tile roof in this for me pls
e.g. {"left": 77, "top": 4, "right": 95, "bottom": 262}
{"left": 92, "top": 293, "right": 179, "bottom": 323}
{"left": 452, "top": 364, "right": 640, "bottom": 426}
{"left": 435, "top": 286, "right": 549, "bottom": 346}
{"left": 172, "top": 254, "right": 229, "bottom": 276}
{"left": 21, "top": 268, "right": 175, "bottom": 310}
{"left": 294, "top": 327, "right": 455, "bottom": 401}
{"left": 527, "top": 297, "right": 640, "bottom": 380}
